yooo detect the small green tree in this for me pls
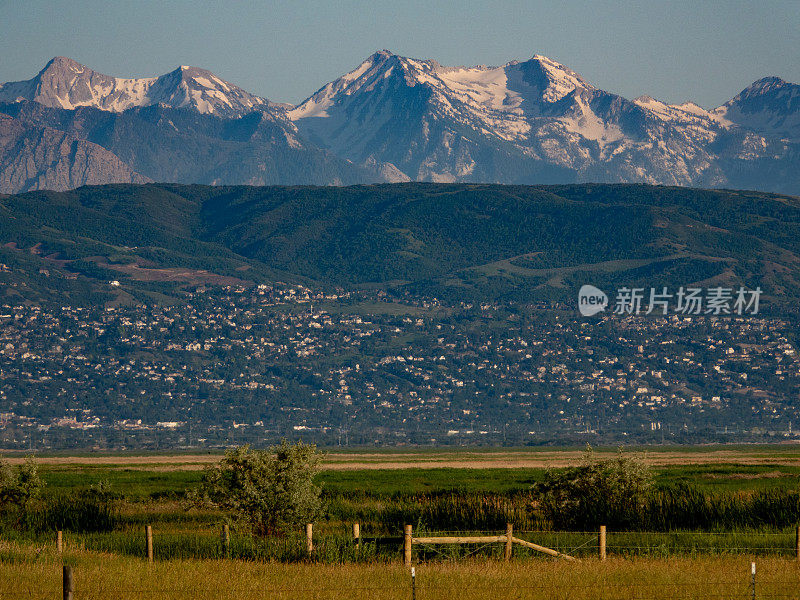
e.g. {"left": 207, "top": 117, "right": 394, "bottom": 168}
{"left": 0, "top": 456, "right": 45, "bottom": 530}
{"left": 193, "top": 441, "right": 324, "bottom": 535}
{"left": 533, "top": 446, "right": 652, "bottom": 530}
{"left": 0, "top": 456, "right": 44, "bottom": 509}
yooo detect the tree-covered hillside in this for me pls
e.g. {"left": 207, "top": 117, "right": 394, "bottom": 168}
{"left": 1, "top": 182, "right": 799, "bottom": 307}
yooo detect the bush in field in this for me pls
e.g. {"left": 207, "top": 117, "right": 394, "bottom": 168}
{"left": 534, "top": 447, "right": 652, "bottom": 530}
{"left": 193, "top": 442, "right": 324, "bottom": 535}
{"left": 0, "top": 456, "right": 44, "bottom": 509}
{"left": 0, "top": 456, "right": 45, "bottom": 530}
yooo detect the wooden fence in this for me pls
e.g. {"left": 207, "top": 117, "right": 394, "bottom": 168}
{"left": 50, "top": 523, "right": 800, "bottom": 564}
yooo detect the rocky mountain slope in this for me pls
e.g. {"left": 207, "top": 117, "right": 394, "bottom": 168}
{"left": 0, "top": 100, "right": 374, "bottom": 187}
{"left": 0, "top": 113, "right": 149, "bottom": 193}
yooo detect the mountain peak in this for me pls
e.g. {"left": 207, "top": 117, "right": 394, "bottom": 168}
{"left": 371, "top": 49, "right": 395, "bottom": 59}
{"left": 713, "top": 75, "right": 800, "bottom": 139}
{"left": 1, "top": 58, "right": 273, "bottom": 117}
{"left": 521, "top": 54, "right": 594, "bottom": 101}
{"left": 41, "top": 56, "right": 86, "bottom": 72}
{"left": 722, "top": 76, "right": 794, "bottom": 107}
{"left": 35, "top": 56, "right": 98, "bottom": 85}
{"left": 748, "top": 75, "right": 789, "bottom": 89}
{"left": 168, "top": 64, "right": 223, "bottom": 83}
{"left": 176, "top": 65, "right": 209, "bottom": 76}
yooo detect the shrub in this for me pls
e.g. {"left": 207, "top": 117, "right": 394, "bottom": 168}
{"left": 534, "top": 447, "right": 652, "bottom": 530}
{"left": 0, "top": 456, "right": 46, "bottom": 531}
{"left": 0, "top": 456, "right": 44, "bottom": 510}
{"left": 192, "top": 441, "right": 324, "bottom": 535}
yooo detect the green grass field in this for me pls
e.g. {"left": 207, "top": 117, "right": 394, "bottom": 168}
{"left": 33, "top": 460, "right": 800, "bottom": 500}
{"left": 6, "top": 447, "right": 800, "bottom": 598}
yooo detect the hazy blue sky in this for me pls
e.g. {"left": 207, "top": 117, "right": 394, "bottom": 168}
{"left": 2, "top": 0, "right": 798, "bottom": 108}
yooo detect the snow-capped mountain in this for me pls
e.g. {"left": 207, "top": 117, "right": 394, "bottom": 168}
{"left": 289, "top": 50, "right": 599, "bottom": 141}
{"left": 0, "top": 53, "right": 798, "bottom": 194}
{"left": 0, "top": 57, "right": 378, "bottom": 192}
{"left": 289, "top": 50, "right": 799, "bottom": 192}
{"left": 712, "top": 76, "right": 800, "bottom": 140}
{"left": 0, "top": 56, "right": 273, "bottom": 117}
{"left": 290, "top": 50, "right": 616, "bottom": 182}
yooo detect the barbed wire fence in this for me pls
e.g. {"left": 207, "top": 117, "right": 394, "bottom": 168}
{"left": 9, "top": 526, "right": 800, "bottom": 599}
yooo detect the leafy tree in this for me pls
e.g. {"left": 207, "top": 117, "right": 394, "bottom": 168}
{"left": 0, "top": 456, "right": 44, "bottom": 509}
{"left": 533, "top": 446, "right": 652, "bottom": 530}
{"left": 193, "top": 441, "right": 323, "bottom": 535}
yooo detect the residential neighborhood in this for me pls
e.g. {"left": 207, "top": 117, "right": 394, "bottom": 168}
{"left": 0, "top": 283, "right": 797, "bottom": 449}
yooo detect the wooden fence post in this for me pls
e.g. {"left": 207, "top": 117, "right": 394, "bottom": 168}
{"left": 353, "top": 523, "right": 360, "bottom": 549}
{"left": 62, "top": 565, "right": 74, "bottom": 600}
{"left": 306, "top": 523, "right": 313, "bottom": 557}
{"left": 505, "top": 523, "right": 513, "bottom": 561}
{"left": 599, "top": 525, "right": 606, "bottom": 561}
{"left": 57, "top": 530, "right": 63, "bottom": 553}
{"left": 404, "top": 524, "right": 413, "bottom": 566}
{"left": 145, "top": 525, "right": 153, "bottom": 563}
{"left": 221, "top": 524, "right": 230, "bottom": 558}
{"left": 795, "top": 525, "right": 799, "bottom": 561}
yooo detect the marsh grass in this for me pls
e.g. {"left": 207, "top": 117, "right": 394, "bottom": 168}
{"left": 332, "top": 487, "right": 800, "bottom": 534}
{"left": 370, "top": 490, "right": 541, "bottom": 532}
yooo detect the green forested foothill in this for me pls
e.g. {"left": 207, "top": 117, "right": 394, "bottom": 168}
{"left": 0, "top": 182, "right": 798, "bottom": 306}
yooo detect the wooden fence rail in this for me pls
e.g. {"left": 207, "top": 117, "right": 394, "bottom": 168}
{"left": 512, "top": 537, "right": 576, "bottom": 561}
{"left": 404, "top": 523, "right": 577, "bottom": 564}
{"left": 413, "top": 536, "right": 507, "bottom": 544}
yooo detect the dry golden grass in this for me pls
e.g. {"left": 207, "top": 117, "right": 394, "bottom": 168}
{"left": 3, "top": 539, "right": 799, "bottom": 600}
{"left": 7, "top": 447, "right": 800, "bottom": 472}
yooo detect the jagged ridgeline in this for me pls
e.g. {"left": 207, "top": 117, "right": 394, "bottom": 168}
{"left": 0, "top": 182, "right": 799, "bottom": 308}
